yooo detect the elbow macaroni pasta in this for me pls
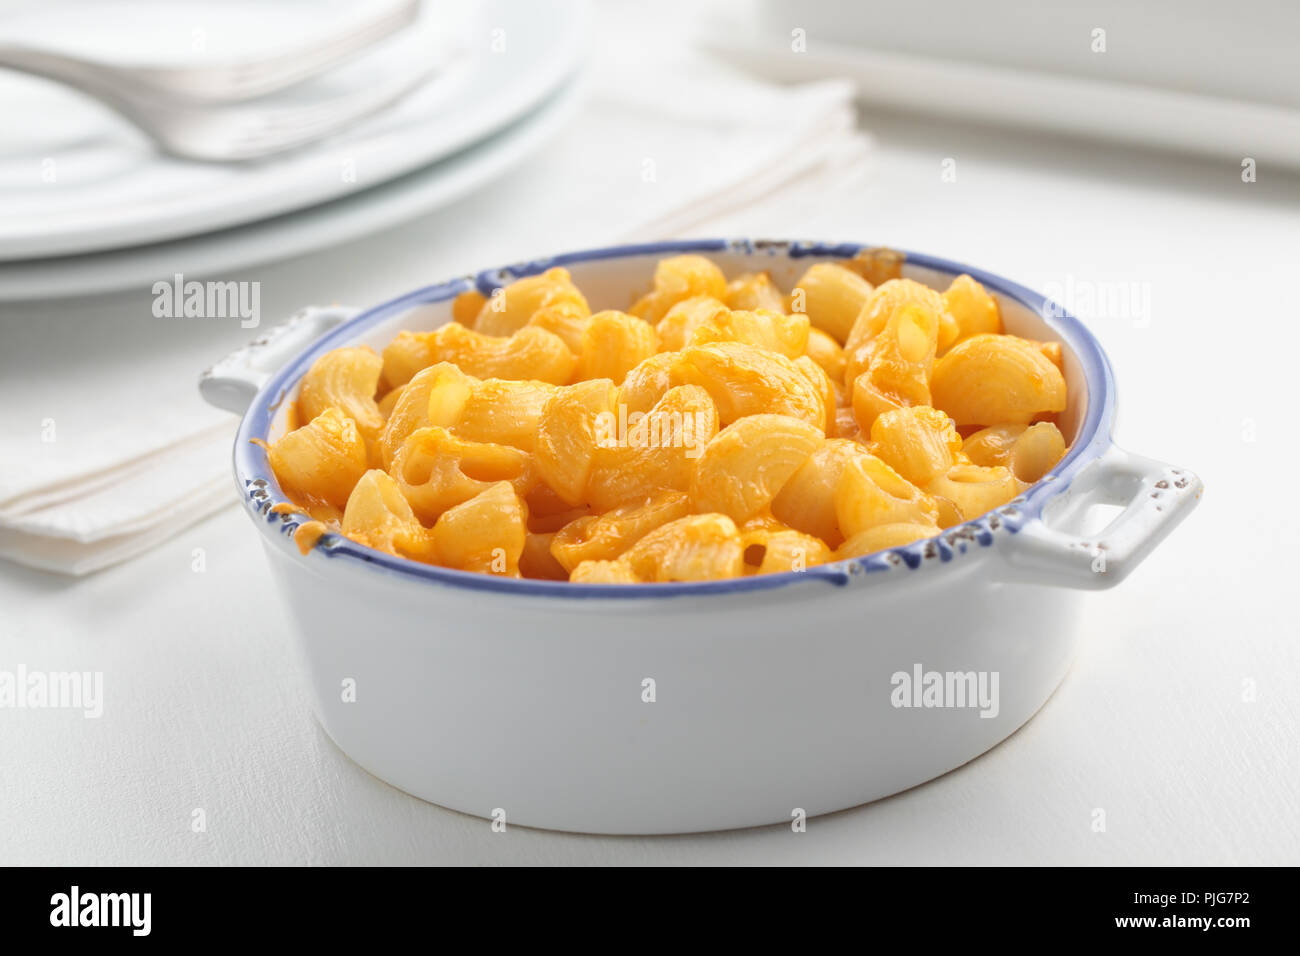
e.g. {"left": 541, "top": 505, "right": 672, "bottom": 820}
{"left": 268, "top": 253, "right": 1071, "bottom": 582}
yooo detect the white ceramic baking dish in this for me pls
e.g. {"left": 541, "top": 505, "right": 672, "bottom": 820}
{"left": 200, "top": 239, "right": 1202, "bottom": 834}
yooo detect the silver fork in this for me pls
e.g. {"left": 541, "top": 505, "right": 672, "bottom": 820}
{"left": 84, "top": 58, "right": 440, "bottom": 161}
{"left": 0, "top": 2, "right": 436, "bottom": 161}
{"left": 0, "top": 0, "right": 420, "bottom": 104}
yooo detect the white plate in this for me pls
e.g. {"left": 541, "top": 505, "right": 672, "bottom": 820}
{"left": 0, "top": 70, "right": 586, "bottom": 301}
{"left": 0, "top": 0, "right": 589, "bottom": 260}
{"left": 704, "top": 4, "right": 1300, "bottom": 170}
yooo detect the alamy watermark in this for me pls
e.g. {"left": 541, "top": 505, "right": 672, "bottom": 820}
{"left": 152, "top": 273, "right": 260, "bottom": 328}
{"left": 50, "top": 886, "right": 150, "bottom": 936}
{"left": 1038, "top": 274, "right": 1151, "bottom": 328}
{"left": 0, "top": 665, "right": 102, "bottom": 718}
{"left": 594, "top": 405, "right": 712, "bottom": 458}
{"left": 890, "top": 663, "right": 999, "bottom": 718}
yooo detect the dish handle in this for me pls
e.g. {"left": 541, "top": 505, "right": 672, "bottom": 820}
{"left": 998, "top": 445, "right": 1202, "bottom": 589}
{"left": 198, "top": 305, "right": 358, "bottom": 414}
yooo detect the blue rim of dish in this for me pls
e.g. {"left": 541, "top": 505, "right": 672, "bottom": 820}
{"left": 235, "top": 238, "right": 1116, "bottom": 598}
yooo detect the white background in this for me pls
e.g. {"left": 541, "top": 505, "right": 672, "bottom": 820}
{"left": 2, "top": 22, "right": 1298, "bottom": 863}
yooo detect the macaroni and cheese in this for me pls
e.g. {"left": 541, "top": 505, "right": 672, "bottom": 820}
{"left": 268, "top": 253, "right": 1069, "bottom": 583}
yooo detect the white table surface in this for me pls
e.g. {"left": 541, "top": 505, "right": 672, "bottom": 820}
{"left": 2, "top": 100, "right": 1297, "bottom": 865}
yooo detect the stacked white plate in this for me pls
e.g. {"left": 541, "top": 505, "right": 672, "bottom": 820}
{"left": 0, "top": 0, "right": 590, "bottom": 300}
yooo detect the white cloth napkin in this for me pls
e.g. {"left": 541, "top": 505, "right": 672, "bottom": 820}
{"left": 0, "top": 401, "right": 237, "bottom": 575}
{"left": 0, "top": 46, "right": 869, "bottom": 577}
{"left": 580, "top": 47, "right": 869, "bottom": 241}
